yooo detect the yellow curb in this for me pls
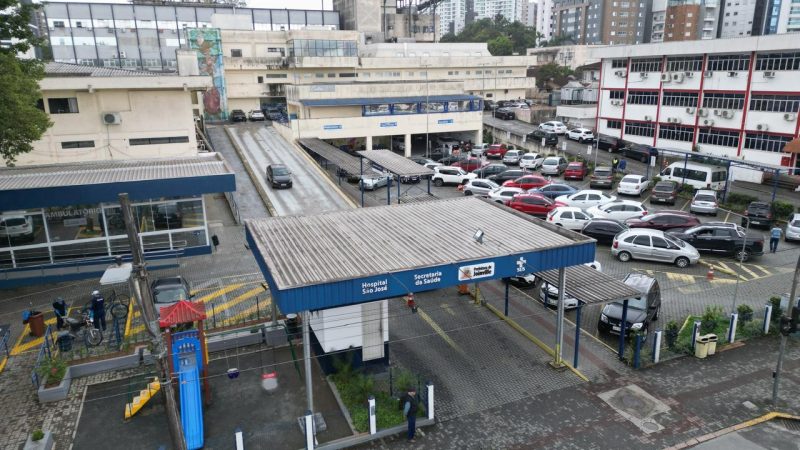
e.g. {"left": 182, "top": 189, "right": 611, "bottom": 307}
{"left": 123, "top": 298, "right": 135, "bottom": 339}
{"left": 698, "top": 259, "right": 738, "bottom": 277}
{"left": 223, "top": 125, "right": 278, "bottom": 217}
{"left": 671, "top": 412, "right": 800, "bottom": 448}
{"left": 0, "top": 356, "right": 8, "bottom": 374}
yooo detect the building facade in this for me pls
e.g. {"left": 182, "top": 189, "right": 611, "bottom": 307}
{"left": 775, "top": 0, "right": 800, "bottom": 33}
{"left": 546, "top": 0, "right": 649, "bottom": 45}
{"left": 527, "top": 44, "right": 602, "bottom": 69}
{"left": 592, "top": 34, "right": 800, "bottom": 182}
{"left": 717, "top": 0, "right": 766, "bottom": 38}
{"left": 662, "top": 0, "right": 719, "bottom": 42}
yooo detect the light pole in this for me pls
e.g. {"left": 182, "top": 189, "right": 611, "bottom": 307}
{"left": 772, "top": 253, "right": 799, "bottom": 407}
{"left": 730, "top": 212, "right": 751, "bottom": 314}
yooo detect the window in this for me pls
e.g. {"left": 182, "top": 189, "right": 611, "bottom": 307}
{"left": 627, "top": 91, "right": 659, "bottom": 105}
{"left": 607, "top": 119, "right": 622, "bottom": 129}
{"left": 315, "top": 73, "right": 324, "bottom": 78}
{"left": 630, "top": 57, "right": 662, "bottom": 72}
{"left": 756, "top": 52, "right": 800, "bottom": 70}
{"left": 624, "top": 121, "right": 655, "bottom": 137}
{"left": 609, "top": 90, "right": 625, "bottom": 100}
{"left": 61, "top": 140, "right": 95, "bottom": 149}
{"left": 662, "top": 92, "right": 699, "bottom": 107}
{"left": 702, "top": 93, "right": 745, "bottom": 110}
{"left": 327, "top": 73, "right": 335, "bottom": 78}
{"left": 666, "top": 56, "right": 703, "bottom": 72}
{"left": 257, "top": 76, "right": 263, "bottom": 84}
{"left": 749, "top": 94, "right": 800, "bottom": 113}
{"left": 659, "top": 124, "right": 694, "bottom": 142}
{"left": 129, "top": 136, "right": 190, "bottom": 146}
{"left": 266, "top": 73, "right": 288, "bottom": 78}
{"left": 707, "top": 54, "right": 750, "bottom": 72}
{"left": 338, "top": 73, "right": 356, "bottom": 78}
{"left": 651, "top": 236, "right": 669, "bottom": 248}
{"left": 632, "top": 235, "right": 651, "bottom": 246}
{"left": 611, "top": 59, "right": 627, "bottom": 68}
{"left": 364, "top": 104, "right": 390, "bottom": 115}
{"left": 698, "top": 128, "right": 740, "bottom": 147}
{"left": 744, "top": 133, "right": 792, "bottom": 152}
{"left": 53, "top": 20, "right": 65, "bottom": 28}
{"left": 230, "top": 49, "right": 242, "bottom": 57}
{"left": 48, "top": 97, "right": 79, "bottom": 114}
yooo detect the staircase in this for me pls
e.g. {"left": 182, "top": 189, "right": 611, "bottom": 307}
{"left": 124, "top": 376, "right": 161, "bottom": 419}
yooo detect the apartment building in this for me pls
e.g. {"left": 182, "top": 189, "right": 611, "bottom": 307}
{"left": 537, "top": 0, "right": 555, "bottom": 40}
{"left": 440, "top": 0, "right": 525, "bottom": 36}
{"left": 546, "top": 0, "right": 649, "bottom": 45}
{"left": 774, "top": 0, "right": 800, "bottom": 34}
{"left": 717, "top": 0, "right": 767, "bottom": 38}
{"left": 662, "top": 0, "right": 720, "bottom": 41}
{"left": 591, "top": 34, "right": 800, "bottom": 182}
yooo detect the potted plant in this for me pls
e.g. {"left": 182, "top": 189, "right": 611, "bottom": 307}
{"left": 24, "top": 429, "right": 54, "bottom": 450}
{"left": 665, "top": 320, "right": 680, "bottom": 349}
{"left": 737, "top": 304, "right": 754, "bottom": 323}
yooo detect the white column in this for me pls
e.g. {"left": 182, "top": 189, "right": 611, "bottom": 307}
{"left": 304, "top": 411, "right": 314, "bottom": 449}
{"left": 476, "top": 129, "right": 483, "bottom": 145}
{"left": 426, "top": 382, "right": 434, "bottom": 420}
{"left": 368, "top": 395, "right": 377, "bottom": 434}
{"left": 365, "top": 135, "right": 373, "bottom": 151}
{"left": 404, "top": 133, "right": 412, "bottom": 157}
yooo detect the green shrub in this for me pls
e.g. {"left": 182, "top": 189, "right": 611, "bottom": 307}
{"left": 31, "top": 430, "right": 44, "bottom": 442}
{"left": 770, "top": 296, "right": 782, "bottom": 321}
{"left": 737, "top": 304, "right": 754, "bottom": 323}
{"left": 772, "top": 200, "right": 794, "bottom": 221}
{"left": 726, "top": 192, "right": 758, "bottom": 207}
{"left": 36, "top": 357, "right": 67, "bottom": 386}
{"left": 678, "top": 183, "right": 695, "bottom": 197}
{"left": 651, "top": 175, "right": 662, "bottom": 184}
{"left": 701, "top": 306, "right": 724, "bottom": 333}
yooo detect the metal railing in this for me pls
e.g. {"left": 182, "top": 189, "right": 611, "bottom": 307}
{"left": 31, "top": 325, "right": 57, "bottom": 389}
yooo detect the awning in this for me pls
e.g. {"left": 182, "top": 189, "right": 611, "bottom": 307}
{"left": 535, "top": 265, "right": 641, "bottom": 304}
{"left": 298, "top": 138, "right": 370, "bottom": 176}
{"left": 356, "top": 150, "right": 434, "bottom": 177}
{"left": 158, "top": 300, "right": 207, "bottom": 327}
{"left": 299, "top": 94, "right": 480, "bottom": 107}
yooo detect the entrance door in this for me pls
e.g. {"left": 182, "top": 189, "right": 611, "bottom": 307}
{"left": 361, "top": 301, "right": 384, "bottom": 361}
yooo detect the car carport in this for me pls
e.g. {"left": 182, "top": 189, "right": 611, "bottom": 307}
{"left": 356, "top": 150, "right": 434, "bottom": 205}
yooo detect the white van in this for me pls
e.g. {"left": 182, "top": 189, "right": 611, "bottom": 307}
{"left": 660, "top": 162, "right": 728, "bottom": 191}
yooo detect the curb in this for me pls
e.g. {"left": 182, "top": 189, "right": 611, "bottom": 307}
{"left": 288, "top": 140, "right": 359, "bottom": 209}
{"left": 326, "top": 375, "right": 358, "bottom": 435}
{"left": 698, "top": 259, "right": 738, "bottom": 277}
{"left": 223, "top": 125, "right": 277, "bottom": 217}
{"left": 664, "top": 412, "right": 800, "bottom": 450}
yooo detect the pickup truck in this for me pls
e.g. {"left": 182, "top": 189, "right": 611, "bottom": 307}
{"left": 669, "top": 224, "right": 765, "bottom": 262}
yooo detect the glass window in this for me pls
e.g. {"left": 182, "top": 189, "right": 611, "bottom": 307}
{"left": 44, "top": 204, "right": 105, "bottom": 245}
{"left": 744, "top": 133, "right": 792, "bottom": 153}
{"left": 61, "top": 140, "right": 95, "bottom": 149}
{"left": 698, "top": 128, "right": 740, "bottom": 148}
{"left": 392, "top": 103, "right": 416, "bottom": 114}
{"left": 651, "top": 236, "right": 669, "bottom": 248}
{"left": 749, "top": 95, "right": 800, "bottom": 113}
{"left": 662, "top": 91, "right": 698, "bottom": 107}
{"left": 624, "top": 121, "right": 655, "bottom": 137}
{"left": 632, "top": 235, "right": 651, "bottom": 246}
{"left": 702, "top": 93, "right": 745, "bottom": 110}
{"left": 48, "top": 97, "right": 79, "bottom": 114}
{"left": 627, "top": 91, "right": 659, "bottom": 105}
{"left": 364, "top": 104, "right": 390, "bottom": 115}
{"left": 659, "top": 125, "right": 694, "bottom": 142}
{"left": 422, "top": 102, "right": 445, "bottom": 113}
{"left": 0, "top": 211, "right": 46, "bottom": 248}
{"left": 707, "top": 54, "right": 750, "bottom": 71}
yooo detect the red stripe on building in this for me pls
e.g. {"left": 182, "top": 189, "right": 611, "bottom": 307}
{"left": 620, "top": 58, "right": 631, "bottom": 140}
{"left": 692, "top": 54, "right": 709, "bottom": 148}
{"left": 736, "top": 52, "right": 756, "bottom": 157}
{"left": 653, "top": 55, "right": 667, "bottom": 146}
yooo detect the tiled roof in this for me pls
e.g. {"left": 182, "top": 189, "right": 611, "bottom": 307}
{"left": 44, "top": 62, "right": 177, "bottom": 78}
{"left": 158, "top": 300, "right": 207, "bottom": 327}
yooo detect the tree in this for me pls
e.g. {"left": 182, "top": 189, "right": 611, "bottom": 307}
{"left": 0, "top": 0, "right": 51, "bottom": 166}
{"left": 441, "top": 15, "right": 541, "bottom": 56}
{"left": 487, "top": 36, "right": 513, "bottom": 56}
{"left": 532, "top": 63, "right": 575, "bottom": 89}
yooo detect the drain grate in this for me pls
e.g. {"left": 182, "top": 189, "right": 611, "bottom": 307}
{"left": 780, "top": 419, "right": 800, "bottom": 432}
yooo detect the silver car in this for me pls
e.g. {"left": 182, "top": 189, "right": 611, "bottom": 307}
{"left": 540, "top": 156, "right": 568, "bottom": 175}
{"left": 612, "top": 228, "right": 700, "bottom": 268}
{"left": 786, "top": 213, "right": 800, "bottom": 242}
{"left": 689, "top": 189, "right": 719, "bottom": 216}
{"left": 462, "top": 179, "right": 500, "bottom": 196}
{"left": 503, "top": 150, "right": 524, "bottom": 165}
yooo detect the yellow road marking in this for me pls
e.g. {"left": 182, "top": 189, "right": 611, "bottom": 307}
{"left": 0, "top": 356, "right": 7, "bottom": 374}
{"left": 680, "top": 199, "right": 690, "bottom": 211}
{"left": 11, "top": 315, "right": 62, "bottom": 355}
{"left": 123, "top": 299, "right": 135, "bottom": 338}
{"left": 736, "top": 263, "right": 760, "bottom": 280}
{"left": 666, "top": 272, "right": 696, "bottom": 284}
{"left": 130, "top": 283, "right": 247, "bottom": 321}
{"left": 749, "top": 264, "right": 771, "bottom": 276}
{"left": 417, "top": 307, "right": 465, "bottom": 355}
{"left": 724, "top": 210, "right": 731, "bottom": 222}
{"left": 709, "top": 278, "right": 738, "bottom": 284}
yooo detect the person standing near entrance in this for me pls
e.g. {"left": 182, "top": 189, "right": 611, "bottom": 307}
{"left": 90, "top": 290, "right": 106, "bottom": 331}
{"left": 52, "top": 297, "right": 67, "bottom": 330}
{"left": 770, "top": 225, "right": 783, "bottom": 253}
{"left": 402, "top": 386, "right": 419, "bottom": 443}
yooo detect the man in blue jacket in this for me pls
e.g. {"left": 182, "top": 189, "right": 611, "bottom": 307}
{"left": 402, "top": 387, "right": 419, "bottom": 443}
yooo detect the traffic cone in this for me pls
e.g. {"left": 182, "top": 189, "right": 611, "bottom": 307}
{"left": 458, "top": 284, "right": 470, "bottom": 295}
{"left": 707, "top": 267, "right": 714, "bottom": 281}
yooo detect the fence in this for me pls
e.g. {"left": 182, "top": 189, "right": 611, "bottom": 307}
{"left": 31, "top": 325, "right": 58, "bottom": 389}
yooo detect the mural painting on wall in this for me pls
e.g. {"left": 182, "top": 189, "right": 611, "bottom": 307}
{"left": 188, "top": 28, "right": 228, "bottom": 121}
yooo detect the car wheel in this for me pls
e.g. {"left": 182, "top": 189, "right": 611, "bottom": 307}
{"left": 434, "top": 178, "right": 444, "bottom": 187}
{"left": 675, "top": 256, "right": 690, "bottom": 268}
{"left": 653, "top": 307, "right": 660, "bottom": 321}
{"left": 617, "top": 251, "right": 632, "bottom": 262}
{"left": 464, "top": 190, "right": 473, "bottom": 196}
{"left": 734, "top": 249, "right": 751, "bottom": 262}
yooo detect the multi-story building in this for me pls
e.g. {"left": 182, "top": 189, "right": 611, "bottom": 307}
{"left": 334, "top": 0, "right": 438, "bottom": 43}
{"left": 547, "top": 0, "right": 649, "bottom": 45}
{"left": 440, "top": 0, "right": 525, "bottom": 36}
{"left": 718, "top": 0, "right": 767, "bottom": 38}
{"left": 591, "top": 34, "right": 800, "bottom": 182}
{"left": 775, "top": 0, "right": 800, "bottom": 34}
{"left": 439, "top": 0, "right": 468, "bottom": 36}
{"left": 662, "top": 0, "right": 719, "bottom": 42}
{"left": 527, "top": 44, "right": 602, "bottom": 70}
{"left": 537, "top": 0, "right": 554, "bottom": 40}
{"left": 650, "top": 0, "right": 668, "bottom": 42}
{"left": 527, "top": 0, "right": 538, "bottom": 27}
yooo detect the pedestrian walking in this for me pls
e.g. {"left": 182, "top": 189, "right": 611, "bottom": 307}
{"left": 90, "top": 290, "right": 106, "bottom": 331}
{"left": 402, "top": 386, "right": 419, "bottom": 443}
{"left": 770, "top": 225, "right": 783, "bottom": 253}
{"left": 612, "top": 156, "right": 620, "bottom": 173}
{"left": 52, "top": 297, "right": 67, "bottom": 330}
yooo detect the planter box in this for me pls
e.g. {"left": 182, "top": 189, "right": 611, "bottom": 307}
{"left": 23, "top": 431, "right": 54, "bottom": 450}
{"left": 37, "top": 367, "right": 72, "bottom": 403}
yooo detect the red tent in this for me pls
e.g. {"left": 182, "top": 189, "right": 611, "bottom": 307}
{"left": 158, "top": 300, "right": 207, "bottom": 328}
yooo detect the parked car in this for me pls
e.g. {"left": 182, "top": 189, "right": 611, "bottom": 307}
{"left": 487, "top": 187, "right": 525, "bottom": 204}
{"left": 540, "top": 261, "right": 602, "bottom": 309}
{"left": 612, "top": 228, "right": 700, "bottom": 268}
{"left": 462, "top": 179, "right": 500, "bottom": 196}
{"left": 266, "top": 164, "right": 293, "bottom": 189}
{"left": 625, "top": 212, "right": 700, "bottom": 232}
{"left": 151, "top": 276, "right": 193, "bottom": 314}
{"left": 484, "top": 100, "right": 498, "bottom": 111}
{"left": 423, "top": 161, "right": 442, "bottom": 171}
{"left": 248, "top": 110, "right": 265, "bottom": 121}
{"left": 438, "top": 155, "right": 468, "bottom": 166}
{"left": 266, "top": 110, "right": 284, "bottom": 121}
{"left": 452, "top": 158, "right": 483, "bottom": 172}
{"left": 504, "top": 273, "right": 538, "bottom": 288}
{"left": 432, "top": 166, "right": 477, "bottom": 186}
{"left": 546, "top": 206, "right": 592, "bottom": 231}
{"left": 495, "top": 108, "right": 516, "bottom": 120}
{"left": 503, "top": 149, "right": 524, "bottom": 165}
{"left": 528, "top": 183, "right": 579, "bottom": 200}
{"left": 564, "top": 161, "right": 589, "bottom": 180}
{"left": 409, "top": 156, "right": 434, "bottom": 166}
{"left": 539, "top": 121, "right": 568, "bottom": 134}
{"left": 617, "top": 174, "right": 649, "bottom": 196}
{"left": 486, "top": 143, "right": 509, "bottom": 159}
{"left": 589, "top": 166, "right": 614, "bottom": 189}
{"left": 518, "top": 153, "right": 545, "bottom": 170}
{"left": 566, "top": 128, "right": 595, "bottom": 143}
{"left": 650, "top": 181, "right": 680, "bottom": 205}
{"left": 471, "top": 143, "right": 490, "bottom": 157}
{"left": 596, "top": 135, "right": 622, "bottom": 153}
{"left": 689, "top": 189, "right": 719, "bottom": 216}
{"left": 554, "top": 190, "right": 617, "bottom": 209}
{"left": 527, "top": 129, "right": 558, "bottom": 146}
{"left": 660, "top": 161, "right": 728, "bottom": 191}
{"left": 786, "top": 213, "right": 800, "bottom": 242}
{"left": 359, "top": 174, "right": 392, "bottom": 190}
{"left": 488, "top": 169, "right": 529, "bottom": 184}
{"left": 0, "top": 215, "right": 33, "bottom": 241}
{"left": 586, "top": 200, "right": 648, "bottom": 222}
{"left": 598, "top": 272, "right": 662, "bottom": 336}
{"left": 742, "top": 201, "right": 773, "bottom": 229}
{"left": 503, "top": 174, "right": 551, "bottom": 190}
{"left": 506, "top": 193, "right": 560, "bottom": 217}
{"left": 473, "top": 163, "right": 508, "bottom": 179}
{"left": 622, "top": 143, "right": 658, "bottom": 163}
{"left": 669, "top": 224, "right": 765, "bottom": 262}
{"left": 581, "top": 218, "right": 629, "bottom": 245}
{"left": 540, "top": 156, "right": 569, "bottom": 176}
{"left": 230, "top": 109, "right": 247, "bottom": 122}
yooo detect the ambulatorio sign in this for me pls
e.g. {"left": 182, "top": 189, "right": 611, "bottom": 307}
{"left": 45, "top": 207, "right": 103, "bottom": 219}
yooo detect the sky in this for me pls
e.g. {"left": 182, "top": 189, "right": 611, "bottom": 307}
{"left": 43, "top": 0, "right": 335, "bottom": 10}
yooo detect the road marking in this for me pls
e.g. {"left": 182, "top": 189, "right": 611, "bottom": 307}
{"left": 723, "top": 211, "right": 731, "bottom": 222}
{"left": 680, "top": 199, "right": 691, "bottom": 211}
{"left": 215, "top": 290, "right": 272, "bottom": 327}
{"left": 750, "top": 264, "right": 772, "bottom": 276}
{"left": 736, "top": 263, "right": 761, "bottom": 280}
{"left": 417, "top": 307, "right": 465, "bottom": 355}
{"left": 641, "top": 192, "right": 653, "bottom": 204}
{"left": 665, "top": 272, "right": 696, "bottom": 284}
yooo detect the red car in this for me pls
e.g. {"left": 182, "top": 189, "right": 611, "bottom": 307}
{"left": 624, "top": 212, "right": 701, "bottom": 231}
{"left": 502, "top": 175, "right": 551, "bottom": 190}
{"left": 564, "top": 161, "right": 589, "bottom": 180}
{"left": 506, "top": 193, "right": 560, "bottom": 217}
{"left": 452, "top": 158, "right": 483, "bottom": 172}
{"left": 486, "top": 144, "right": 509, "bottom": 159}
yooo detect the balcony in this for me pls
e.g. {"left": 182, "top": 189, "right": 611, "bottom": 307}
{"left": 223, "top": 56, "right": 286, "bottom": 70}
{"left": 288, "top": 56, "right": 359, "bottom": 69}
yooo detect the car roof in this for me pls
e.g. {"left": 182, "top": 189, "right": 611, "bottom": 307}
{"left": 516, "top": 192, "right": 548, "bottom": 199}
{"left": 152, "top": 276, "right": 186, "bottom": 288}
{"left": 619, "top": 228, "right": 666, "bottom": 236}
{"left": 654, "top": 180, "right": 678, "bottom": 187}
{"left": 695, "top": 189, "right": 717, "bottom": 195}
{"left": 749, "top": 201, "right": 770, "bottom": 207}
{"left": 587, "top": 217, "right": 625, "bottom": 225}
{"left": 622, "top": 272, "right": 657, "bottom": 293}
{"left": 554, "top": 206, "right": 583, "bottom": 212}
{"left": 594, "top": 166, "right": 612, "bottom": 171}
{"left": 575, "top": 189, "right": 604, "bottom": 195}
{"left": 620, "top": 174, "right": 643, "bottom": 179}
{"left": 602, "top": 199, "right": 643, "bottom": 207}
{"left": 567, "top": 161, "right": 584, "bottom": 166}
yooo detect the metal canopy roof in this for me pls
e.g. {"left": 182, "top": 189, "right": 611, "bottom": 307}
{"left": 299, "top": 94, "right": 479, "bottom": 107}
{"left": 483, "top": 114, "right": 537, "bottom": 137}
{"left": 298, "top": 138, "right": 370, "bottom": 176}
{"left": 245, "top": 197, "right": 597, "bottom": 313}
{"left": 356, "top": 150, "right": 434, "bottom": 177}
{"left": 535, "top": 265, "right": 641, "bottom": 304}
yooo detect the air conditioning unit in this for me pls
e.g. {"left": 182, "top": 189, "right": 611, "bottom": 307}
{"left": 713, "top": 109, "right": 721, "bottom": 116}
{"left": 764, "top": 71, "right": 776, "bottom": 78}
{"left": 640, "top": 72, "right": 648, "bottom": 78}
{"left": 107, "top": 28, "right": 114, "bottom": 34}
{"left": 685, "top": 71, "right": 694, "bottom": 78}
{"left": 784, "top": 113, "right": 797, "bottom": 121}
{"left": 721, "top": 110, "right": 734, "bottom": 119}
{"left": 698, "top": 108, "right": 708, "bottom": 117}
{"left": 727, "top": 71, "right": 738, "bottom": 77}
{"left": 610, "top": 99, "right": 622, "bottom": 106}
{"left": 672, "top": 73, "right": 684, "bottom": 83}
{"left": 660, "top": 73, "right": 671, "bottom": 82}
{"left": 102, "top": 112, "right": 122, "bottom": 125}
{"left": 644, "top": 115, "right": 653, "bottom": 121}
{"left": 756, "top": 123, "right": 769, "bottom": 131}
{"left": 615, "top": 69, "right": 627, "bottom": 77}
{"left": 120, "top": 51, "right": 127, "bottom": 58}
{"left": 702, "top": 118, "right": 715, "bottom": 127}
{"left": 685, "top": 107, "right": 696, "bottom": 114}
{"left": 704, "top": 71, "right": 713, "bottom": 78}
{"left": 668, "top": 117, "right": 681, "bottom": 124}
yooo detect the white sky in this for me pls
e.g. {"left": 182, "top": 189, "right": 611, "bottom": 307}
{"left": 42, "top": 0, "right": 335, "bottom": 10}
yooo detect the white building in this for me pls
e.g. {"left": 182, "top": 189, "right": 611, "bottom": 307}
{"left": 527, "top": 44, "right": 602, "bottom": 70}
{"left": 591, "top": 34, "right": 800, "bottom": 182}
{"left": 439, "top": 0, "right": 467, "bottom": 36}
{"left": 536, "top": 0, "right": 554, "bottom": 40}
{"left": 776, "top": 0, "right": 800, "bottom": 34}
{"left": 650, "top": 0, "right": 668, "bottom": 43}
{"left": 718, "top": 0, "right": 762, "bottom": 38}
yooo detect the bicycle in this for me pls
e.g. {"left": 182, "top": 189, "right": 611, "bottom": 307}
{"left": 83, "top": 289, "right": 129, "bottom": 321}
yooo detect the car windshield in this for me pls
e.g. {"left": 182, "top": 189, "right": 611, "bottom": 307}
{"left": 154, "top": 286, "right": 189, "bottom": 304}
{"left": 694, "top": 194, "right": 716, "bottom": 202}
{"left": 272, "top": 166, "right": 290, "bottom": 176}
{"left": 792, "top": 220, "right": 800, "bottom": 227}
{"left": 665, "top": 235, "right": 686, "bottom": 248}
{"left": 543, "top": 158, "right": 559, "bottom": 165}
{"left": 594, "top": 169, "right": 611, "bottom": 176}
{"left": 3, "top": 218, "right": 26, "bottom": 226}
{"left": 622, "top": 295, "right": 648, "bottom": 310}
{"left": 621, "top": 175, "right": 639, "bottom": 183}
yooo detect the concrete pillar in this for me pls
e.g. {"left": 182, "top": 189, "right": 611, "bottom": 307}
{"left": 476, "top": 129, "right": 483, "bottom": 145}
{"left": 365, "top": 136, "right": 373, "bottom": 151}
{"left": 404, "top": 133, "right": 412, "bottom": 157}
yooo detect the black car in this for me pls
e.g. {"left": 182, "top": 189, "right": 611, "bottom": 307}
{"left": 504, "top": 273, "right": 538, "bottom": 288}
{"left": 581, "top": 218, "right": 628, "bottom": 245}
{"left": 409, "top": 156, "right": 433, "bottom": 165}
{"left": 598, "top": 273, "right": 661, "bottom": 336}
{"left": 438, "top": 155, "right": 468, "bottom": 166}
{"left": 494, "top": 108, "right": 516, "bottom": 120}
{"left": 472, "top": 164, "right": 508, "bottom": 178}
{"left": 484, "top": 100, "right": 498, "bottom": 111}
{"left": 669, "top": 224, "right": 765, "bottom": 262}
{"left": 742, "top": 201, "right": 773, "bottom": 229}
{"left": 488, "top": 169, "right": 529, "bottom": 184}
{"left": 230, "top": 109, "right": 247, "bottom": 122}
{"left": 531, "top": 183, "right": 579, "bottom": 199}
{"left": 596, "top": 135, "right": 623, "bottom": 153}
{"left": 622, "top": 143, "right": 658, "bottom": 163}
{"left": 266, "top": 164, "right": 293, "bottom": 188}
{"left": 527, "top": 129, "right": 558, "bottom": 146}
{"left": 151, "top": 276, "right": 193, "bottom": 315}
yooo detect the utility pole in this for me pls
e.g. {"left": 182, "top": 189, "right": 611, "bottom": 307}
{"left": 120, "top": 193, "right": 187, "bottom": 450}
{"left": 772, "top": 253, "right": 800, "bottom": 407}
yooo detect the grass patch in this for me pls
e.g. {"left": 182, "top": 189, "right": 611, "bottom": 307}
{"left": 674, "top": 314, "right": 730, "bottom": 355}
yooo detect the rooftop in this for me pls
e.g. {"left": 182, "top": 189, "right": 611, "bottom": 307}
{"left": 44, "top": 62, "right": 176, "bottom": 78}
{"left": 590, "top": 34, "right": 800, "bottom": 59}
{"left": 356, "top": 150, "right": 434, "bottom": 177}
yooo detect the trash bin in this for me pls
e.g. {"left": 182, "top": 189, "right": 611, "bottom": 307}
{"left": 28, "top": 311, "right": 45, "bottom": 338}
{"left": 705, "top": 334, "right": 718, "bottom": 356}
{"left": 694, "top": 334, "right": 710, "bottom": 359}
{"left": 285, "top": 313, "right": 300, "bottom": 339}
{"left": 57, "top": 332, "right": 73, "bottom": 352}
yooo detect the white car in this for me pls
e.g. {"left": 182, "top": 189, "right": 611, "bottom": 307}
{"left": 786, "top": 213, "right": 800, "bottom": 242}
{"left": 539, "top": 261, "right": 602, "bottom": 309}
{"left": 518, "top": 153, "right": 545, "bottom": 170}
{"left": 539, "top": 121, "right": 568, "bottom": 134}
{"left": 248, "top": 110, "right": 265, "bottom": 121}
{"left": 546, "top": 206, "right": 593, "bottom": 231}
{"left": 617, "top": 174, "right": 650, "bottom": 196}
{"left": 471, "top": 143, "right": 490, "bottom": 157}
{"left": 423, "top": 161, "right": 442, "bottom": 170}
{"left": 566, "top": 128, "right": 595, "bottom": 143}
{"left": 0, "top": 215, "right": 33, "bottom": 240}
{"left": 462, "top": 179, "right": 500, "bottom": 196}
{"left": 555, "top": 190, "right": 617, "bottom": 209}
{"left": 358, "top": 174, "right": 392, "bottom": 190}
{"left": 586, "top": 200, "right": 648, "bottom": 222}
{"left": 432, "top": 166, "right": 477, "bottom": 186}
{"left": 502, "top": 149, "right": 524, "bottom": 165}
{"left": 487, "top": 187, "right": 525, "bottom": 203}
